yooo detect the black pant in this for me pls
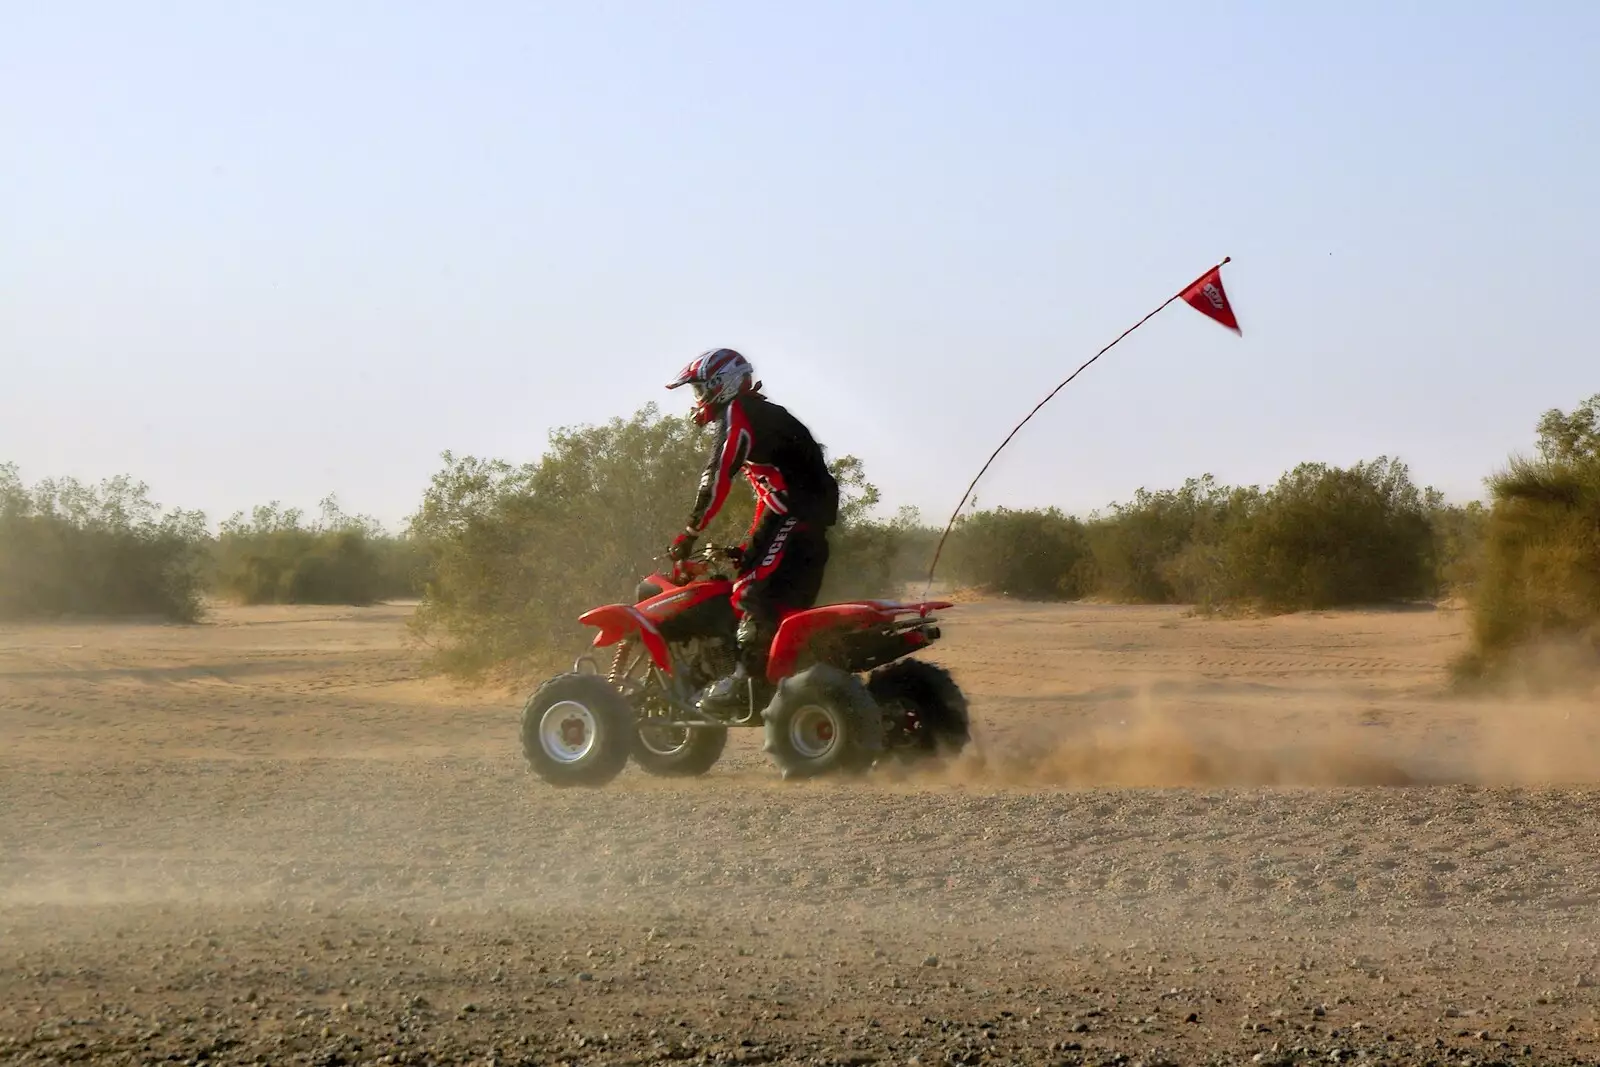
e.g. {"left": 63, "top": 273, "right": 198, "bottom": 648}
{"left": 731, "top": 512, "right": 830, "bottom": 672}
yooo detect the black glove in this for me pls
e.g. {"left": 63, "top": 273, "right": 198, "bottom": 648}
{"left": 724, "top": 544, "right": 746, "bottom": 568}
{"left": 668, "top": 529, "right": 697, "bottom": 563}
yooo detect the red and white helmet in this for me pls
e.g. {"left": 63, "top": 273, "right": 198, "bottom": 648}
{"left": 665, "top": 348, "right": 758, "bottom": 426}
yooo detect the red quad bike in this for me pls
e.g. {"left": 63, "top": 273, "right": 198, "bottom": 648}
{"left": 519, "top": 544, "right": 970, "bottom": 787}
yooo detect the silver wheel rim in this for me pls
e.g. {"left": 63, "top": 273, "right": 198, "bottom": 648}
{"left": 789, "top": 704, "right": 841, "bottom": 760}
{"left": 637, "top": 722, "right": 691, "bottom": 756}
{"left": 539, "top": 700, "right": 599, "bottom": 763}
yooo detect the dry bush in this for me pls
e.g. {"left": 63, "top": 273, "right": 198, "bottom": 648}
{"left": 941, "top": 507, "right": 1094, "bottom": 600}
{"left": 1458, "top": 394, "right": 1600, "bottom": 682}
{"left": 1214, "top": 457, "right": 1440, "bottom": 611}
{"left": 1090, "top": 475, "right": 1240, "bottom": 604}
{"left": 212, "top": 497, "right": 425, "bottom": 606}
{"left": 1429, "top": 498, "right": 1487, "bottom": 598}
{"left": 408, "top": 403, "right": 903, "bottom": 679}
{"left": 0, "top": 463, "right": 208, "bottom": 622}
{"left": 934, "top": 462, "right": 1458, "bottom": 612}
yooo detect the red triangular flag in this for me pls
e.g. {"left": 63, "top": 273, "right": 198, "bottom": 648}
{"left": 1180, "top": 262, "right": 1242, "bottom": 335}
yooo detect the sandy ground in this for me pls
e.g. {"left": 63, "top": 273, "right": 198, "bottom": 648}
{"left": 5, "top": 598, "right": 1600, "bottom": 1066}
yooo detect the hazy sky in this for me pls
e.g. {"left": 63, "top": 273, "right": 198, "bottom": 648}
{"left": 6, "top": 2, "right": 1597, "bottom": 531}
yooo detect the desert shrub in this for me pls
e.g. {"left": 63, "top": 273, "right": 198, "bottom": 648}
{"left": 213, "top": 497, "right": 423, "bottom": 606}
{"left": 1215, "top": 457, "right": 1439, "bottom": 611}
{"left": 1428, "top": 498, "right": 1488, "bottom": 597}
{"left": 1534, "top": 394, "right": 1600, "bottom": 464}
{"left": 1153, "top": 484, "right": 1264, "bottom": 610}
{"left": 884, "top": 515, "right": 942, "bottom": 587}
{"left": 409, "top": 403, "right": 905, "bottom": 678}
{"left": 818, "top": 463, "right": 937, "bottom": 602}
{"left": 1460, "top": 395, "right": 1600, "bottom": 679}
{"left": 928, "top": 461, "right": 1451, "bottom": 612}
{"left": 1091, "top": 460, "right": 1441, "bottom": 611}
{"left": 0, "top": 464, "right": 208, "bottom": 622}
{"left": 1088, "top": 475, "right": 1239, "bottom": 603}
{"left": 941, "top": 507, "right": 1094, "bottom": 600}
{"left": 374, "top": 534, "right": 431, "bottom": 601}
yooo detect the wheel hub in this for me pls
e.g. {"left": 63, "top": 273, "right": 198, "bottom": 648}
{"left": 539, "top": 700, "right": 599, "bottom": 763}
{"left": 789, "top": 704, "right": 841, "bottom": 760}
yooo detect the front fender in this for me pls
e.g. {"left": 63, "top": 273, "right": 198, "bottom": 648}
{"left": 577, "top": 604, "right": 672, "bottom": 672}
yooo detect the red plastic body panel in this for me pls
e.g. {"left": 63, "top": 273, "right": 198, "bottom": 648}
{"left": 576, "top": 572, "right": 738, "bottom": 675}
{"left": 641, "top": 570, "right": 681, "bottom": 591}
{"left": 580, "top": 569, "right": 952, "bottom": 681}
{"left": 764, "top": 599, "right": 952, "bottom": 682}
{"left": 576, "top": 604, "right": 672, "bottom": 672}
{"left": 636, "top": 578, "right": 734, "bottom": 623}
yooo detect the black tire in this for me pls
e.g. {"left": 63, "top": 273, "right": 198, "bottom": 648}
{"left": 631, "top": 722, "right": 729, "bottom": 777}
{"left": 761, "top": 664, "right": 885, "bottom": 780}
{"left": 867, "top": 659, "right": 971, "bottom": 761}
{"left": 520, "top": 673, "right": 635, "bottom": 787}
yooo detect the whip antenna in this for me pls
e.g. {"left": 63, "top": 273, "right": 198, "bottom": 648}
{"left": 921, "top": 257, "right": 1241, "bottom": 599}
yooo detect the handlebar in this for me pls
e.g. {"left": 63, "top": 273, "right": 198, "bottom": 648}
{"left": 663, "top": 542, "right": 742, "bottom": 584}
{"left": 701, "top": 543, "right": 741, "bottom": 564}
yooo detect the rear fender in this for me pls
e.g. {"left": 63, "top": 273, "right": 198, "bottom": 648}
{"left": 857, "top": 599, "right": 954, "bottom": 616}
{"left": 839, "top": 625, "right": 935, "bottom": 674}
{"left": 766, "top": 602, "right": 948, "bottom": 682}
{"left": 578, "top": 604, "right": 672, "bottom": 672}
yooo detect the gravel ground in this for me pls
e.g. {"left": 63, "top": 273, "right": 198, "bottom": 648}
{"left": 4, "top": 601, "right": 1600, "bottom": 1066}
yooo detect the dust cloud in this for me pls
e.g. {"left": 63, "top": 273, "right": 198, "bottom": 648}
{"left": 895, "top": 655, "right": 1600, "bottom": 791}
{"left": 948, "top": 715, "right": 1421, "bottom": 787}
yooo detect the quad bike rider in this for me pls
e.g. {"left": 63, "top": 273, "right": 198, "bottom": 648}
{"left": 665, "top": 347, "right": 840, "bottom": 722}
{"left": 515, "top": 350, "right": 971, "bottom": 787}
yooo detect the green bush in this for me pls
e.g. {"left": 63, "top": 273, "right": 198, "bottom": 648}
{"left": 1089, "top": 475, "right": 1239, "bottom": 604}
{"left": 212, "top": 497, "right": 424, "bottom": 606}
{"left": 0, "top": 464, "right": 208, "bottom": 622}
{"left": 1534, "top": 394, "right": 1600, "bottom": 464}
{"left": 817, "top": 461, "right": 936, "bottom": 603}
{"left": 1460, "top": 394, "right": 1600, "bottom": 679}
{"left": 927, "top": 460, "right": 1451, "bottom": 612}
{"left": 835, "top": 510, "right": 936, "bottom": 597}
{"left": 941, "top": 507, "right": 1094, "bottom": 600}
{"left": 1216, "top": 457, "right": 1440, "bottom": 611}
{"left": 1152, "top": 486, "right": 1263, "bottom": 611}
{"left": 1428, "top": 498, "right": 1488, "bottom": 598}
{"left": 409, "top": 403, "right": 905, "bottom": 679}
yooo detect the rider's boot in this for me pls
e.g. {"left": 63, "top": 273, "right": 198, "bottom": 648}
{"left": 697, "top": 663, "right": 757, "bottom": 720}
{"left": 698, "top": 620, "right": 774, "bottom": 722}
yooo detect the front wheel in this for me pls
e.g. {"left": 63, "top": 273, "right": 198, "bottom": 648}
{"left": 761, "top": 664, "right": 885, "bottom": 780}
{"left": 520, "top": 673, "right": 635, "bottom": 787}
{"left": 632, "top": 721, "right": 729, "bottom": 777}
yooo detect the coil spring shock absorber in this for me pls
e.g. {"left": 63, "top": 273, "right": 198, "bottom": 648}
{"left": 607, "top": 639, "right": 632, "bottom": 686}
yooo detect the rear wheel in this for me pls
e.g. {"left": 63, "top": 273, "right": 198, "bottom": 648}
{"left": 631, "top": 721, "right": 729, "bottom": 777}
{"left": 761, "top": 664, "right": 884, "bottom": 780}
{"left": 520, "top": 673, "right": 635, "bottom": 787}
{"left": 867, "top": 659, "right": 971, "bottom": 761}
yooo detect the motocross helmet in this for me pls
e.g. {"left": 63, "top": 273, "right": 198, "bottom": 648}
{"left": 666, "top": 348, "right": 759, "bottom": 426}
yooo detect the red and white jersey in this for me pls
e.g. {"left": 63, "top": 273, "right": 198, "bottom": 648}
{"left": 686, "top": 392, "right": 840, "bottom": 536}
